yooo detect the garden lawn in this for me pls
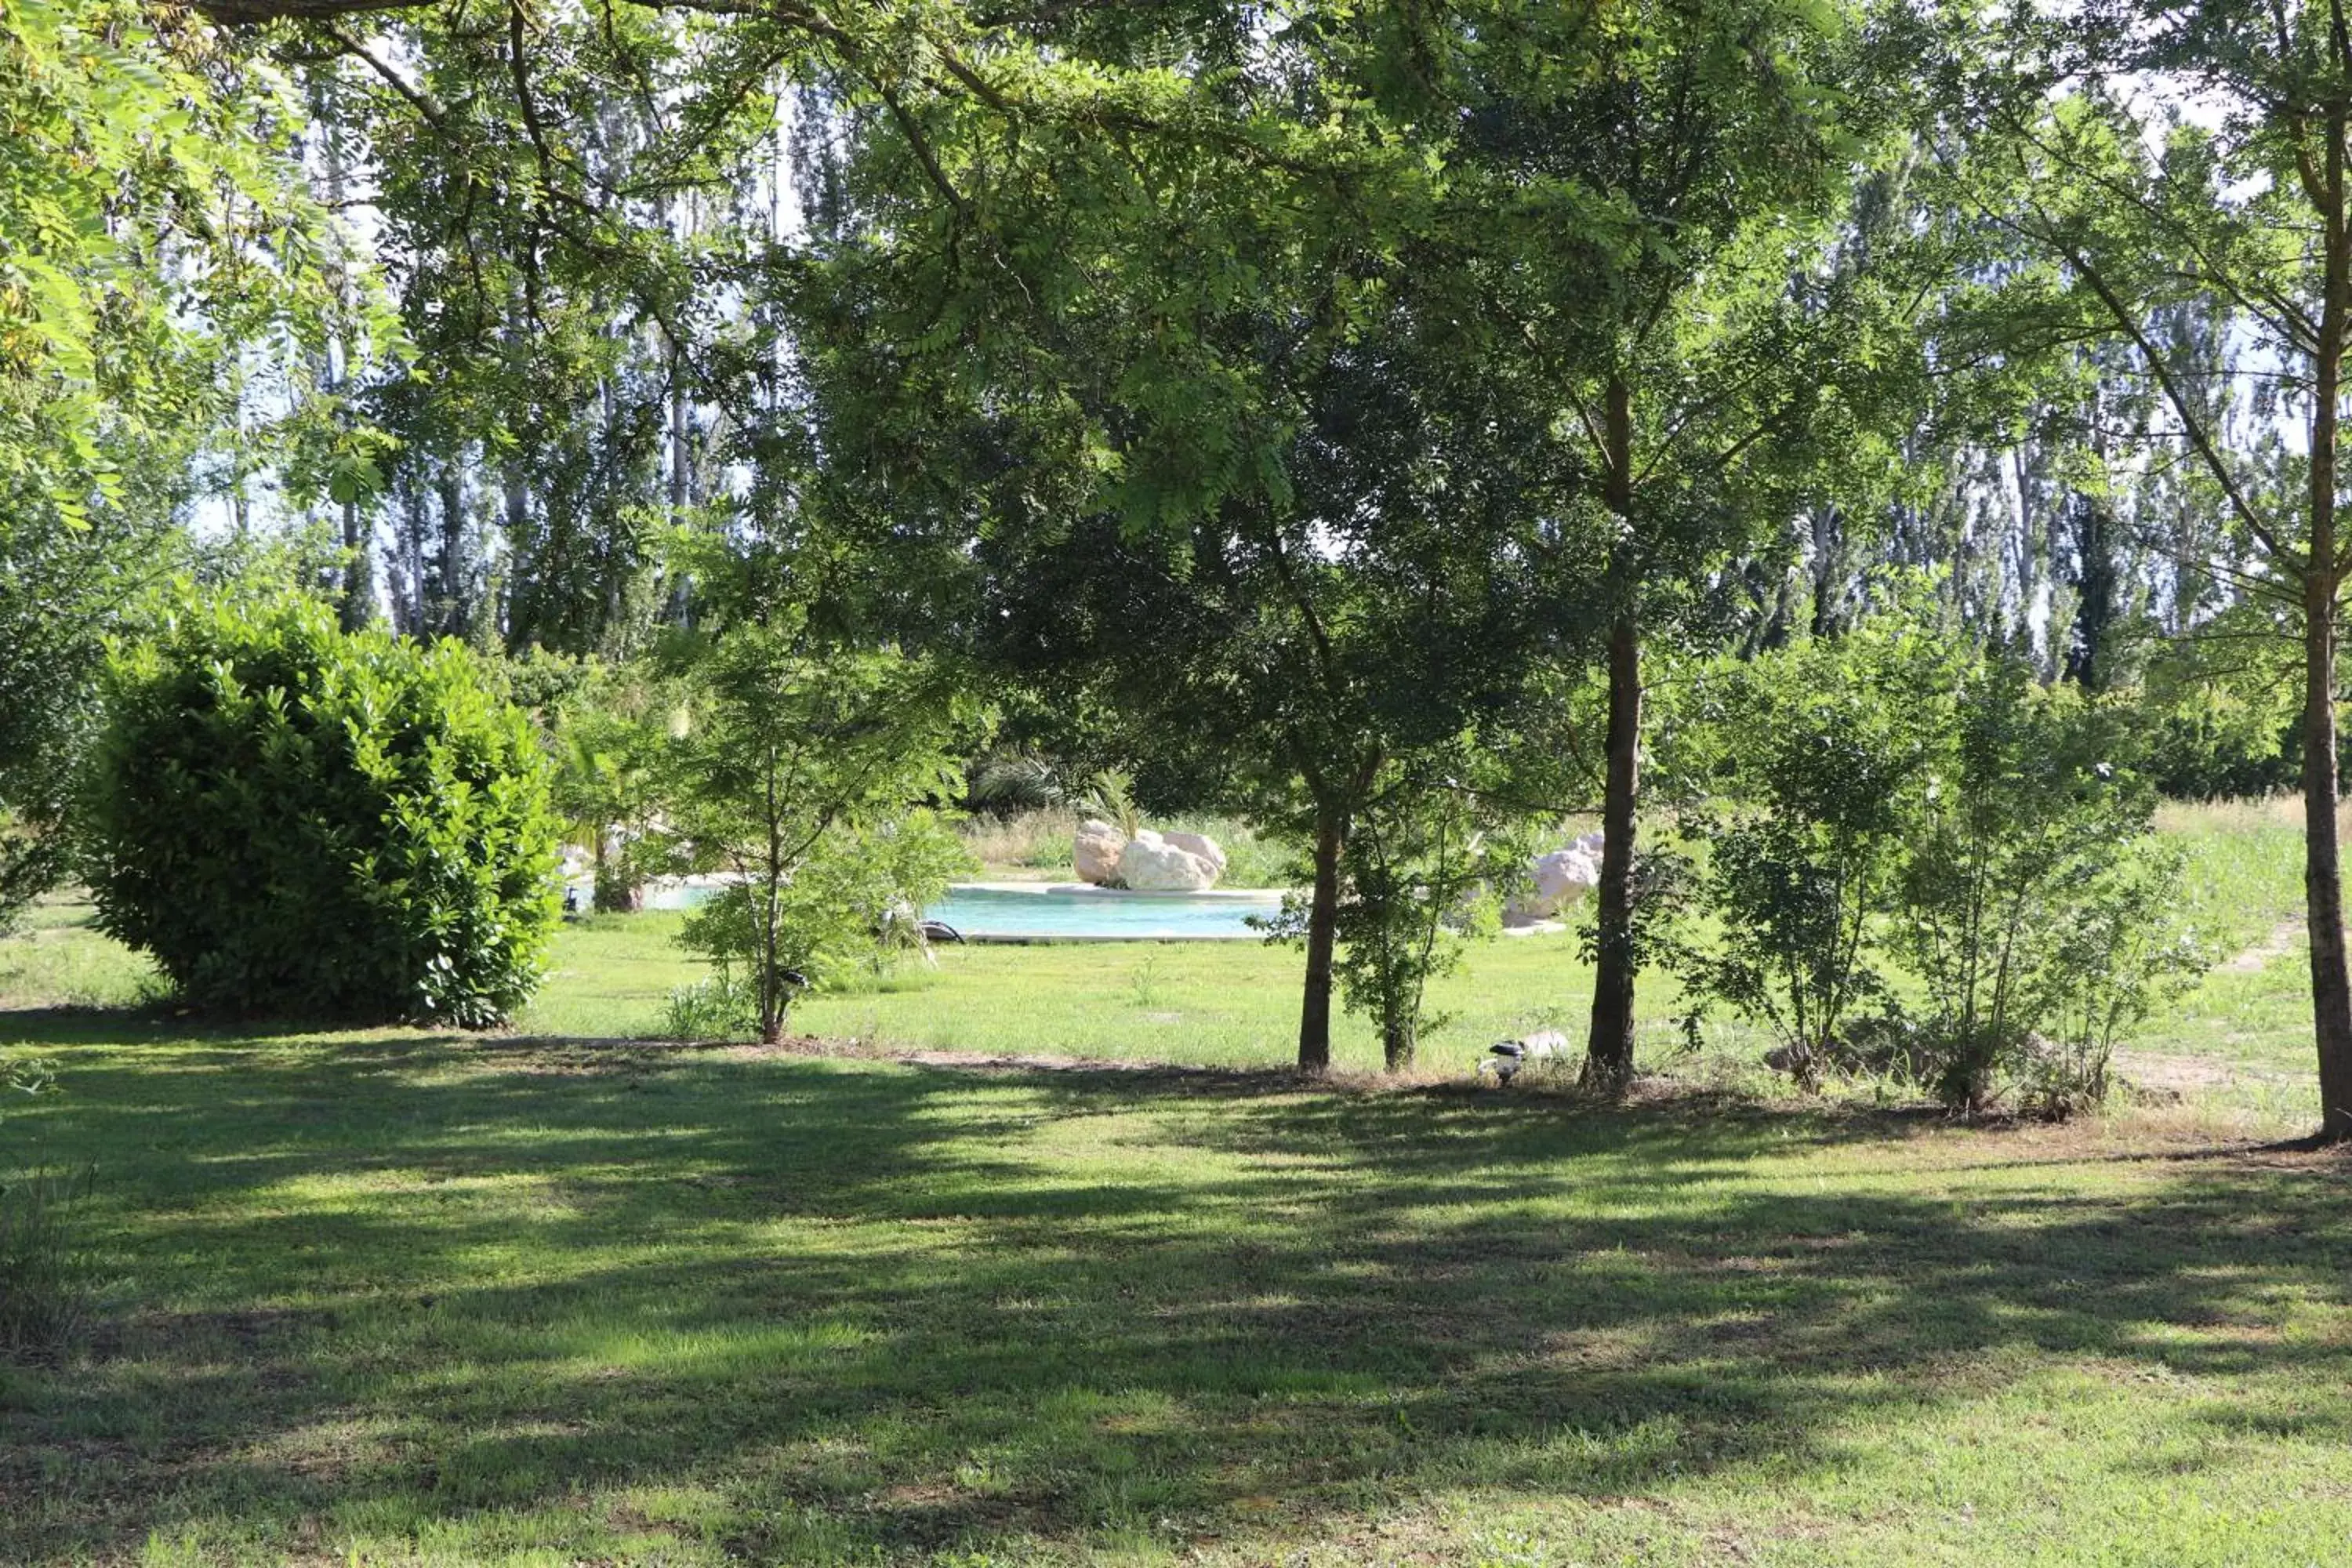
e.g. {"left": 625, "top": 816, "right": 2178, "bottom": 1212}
{"left": 1, "top": 1020, "right": 2348, "bottom": 1566}
{"left": 8, "top": 793, "right": 2327, "bottom": 1108}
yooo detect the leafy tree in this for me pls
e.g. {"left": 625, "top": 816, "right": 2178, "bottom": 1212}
{"left": 769, "top": 10, "right": 1592, "bottom": 1069}
{"left": 1940, "top": 0, "right": 2352, "bottom": 1137}
{"left": 660, "top": 589, "right": 978, "bottom": 1044}
{"left": 0, "top": 0, "right": 353, "bottom": 926}
{"left": 84, "top": 593, "right": 561, "bottom": 1025}
{"left": 1428, "top": 0, "right": 1917, "bottom": 1090}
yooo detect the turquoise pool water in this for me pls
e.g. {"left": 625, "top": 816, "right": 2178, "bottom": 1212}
{"left": 927, "top": 887, "right": 1282, "bottom": 941}
{"left": 632, "top": 880, "right": 1285, "bottom": 939}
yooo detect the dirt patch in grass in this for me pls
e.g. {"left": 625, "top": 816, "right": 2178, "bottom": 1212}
{"left": 2220, "top": 917, "right": 2306, "bottom": 973}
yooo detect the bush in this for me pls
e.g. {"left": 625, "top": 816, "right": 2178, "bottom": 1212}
{"left": 1666, "top": 622, "right": 2209, "bottom": 1115}
{"left": 1661, "top": 624, "right": 1948, "bottom": 1087}
{"left": 1331, "top": 751, "right": 1532, "bottom": 1070}
{"left": 1897, "top": 658, "right": 2209, "bottom": 1112}
{"left": 84, "top": 594, "right": 561, "bottom": 1025}
{"left": 661, "top": 967, "right": 763, "bottom": 1042}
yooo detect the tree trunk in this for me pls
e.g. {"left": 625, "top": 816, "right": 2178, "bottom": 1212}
{"left": 2303, "top": 590, "right": 2352, "bottom": 1138}
{"left": 1298, "top": 802, "right": 1344, "bottom": 1073}
{"left": 1383, "top": 1017, "right": 1414, "bottom": 1073}
{"left": 2064, "top": 495, "right": 2117, "bottom": 692}
{"left": 2308, "top": 120, "right": 2352, "bottom": 1143}
{"left": 1584, "top": 374, "right": 1642, "bottom": 1093}
{"left": 1809, "top": 503, "right": 1846, "bottom": 639}
{"left": 502, "top": 463, "right": 532, "bottom": 646}
{"left": 338, "top": 496, "right": 374, "bottom": 632}
{"left": 1584, "top": 610, "right": 1643, "bottom": 1091}
{"left": 315, "top": 71, "right": 373, "bottom": 633}
{"left": 760, "top": 890, "right": 786, "bottom": 1046}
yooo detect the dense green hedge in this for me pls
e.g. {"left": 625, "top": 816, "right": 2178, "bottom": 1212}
{"left": 84, "top": 597, "right": 561, "bottom": 1025}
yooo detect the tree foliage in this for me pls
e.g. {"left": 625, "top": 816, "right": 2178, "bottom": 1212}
{"left": 0, "top": 0, "right": 358, "bottom": 924}
{"left": 659, "top": 570, "right": 980, "bottom": 1043}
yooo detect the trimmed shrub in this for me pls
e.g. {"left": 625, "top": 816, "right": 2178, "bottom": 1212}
{"left": 84, "top": 596, "right": 561, "bottom": 1025}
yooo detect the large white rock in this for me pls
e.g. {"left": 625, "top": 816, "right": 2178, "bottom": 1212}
{"left": 1073, "top": 818, "right": 1127, "bottom": 886}
{"left": 1160, "top": 830, "right": 1227, "bottom": 880}
{"left": 1119, "top": 829, "right": 1219, "bottom": 891}
{"left": 1516, "top": 838, "right": 1605, "bottom": 919}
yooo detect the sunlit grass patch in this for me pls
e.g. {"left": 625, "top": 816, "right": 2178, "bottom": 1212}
{"left": 0, "top": 1029, "right": 2345, "bottom": 1566}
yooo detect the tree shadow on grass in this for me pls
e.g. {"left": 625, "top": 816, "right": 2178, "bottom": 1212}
{"left": 2, "top": 1032, "right": 2347, "bottom": 1563}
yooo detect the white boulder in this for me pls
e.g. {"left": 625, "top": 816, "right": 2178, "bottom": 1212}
{"left": 1160, "top": 830, "right": 1227, "bottom": 880}
{"left": 1073, "top": 818, "right": 1127, "bottom": 886}
{"left": 1118, "top": 829, "right": 1220, "bottom": 891}
{"left": 1515, "top": 834, "right": 1606, "bottom": 920}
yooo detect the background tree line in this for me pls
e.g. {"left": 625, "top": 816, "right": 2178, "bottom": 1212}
{"left": 10, "top": 0, "right": 2352, "bottom": 1135}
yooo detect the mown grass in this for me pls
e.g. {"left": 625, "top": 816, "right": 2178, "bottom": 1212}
{"left": 0, "top": 1023, "right": 2345, "bottom": 1566}
{"left": 538, "top": 916, "right": 1628, "bottom": 1076}
{"left": 0, "top": 799, "right": 2342, "bottom": 1565}
{"left": 3, "top": 798, "right": 2328, "bottom": 1115}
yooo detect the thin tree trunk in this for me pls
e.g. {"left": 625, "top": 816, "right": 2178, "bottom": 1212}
{"left": 2301, "top": 576, "right": 2350, "bottom": 1138}
{"left": 1584, "top": 611, "right": 1643, "bottom": 1091}
{"left": 1384, "top": 1018, "right": 1414, "bottom": 1073}
{"left": 502, "top": 465, "right": 531, "bottom": 648}
{"left": 317, "top": 69, "right": 373, "bottom": 633}
{"left": 1585, "top": 375, "right": 1642, "bottom": 1092}
{"left": 1298, "top": 801, "right": 1344, "bottom": 1073}
{"left": 2308, "top": 115, "right": 2352, "bottom": 1142}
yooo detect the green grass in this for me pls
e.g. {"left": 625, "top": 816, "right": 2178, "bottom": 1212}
{"left": 1, "top": 799, "right": 2344, "bottom": 1565}
{"left": 529, "top": 915, "right": 1632, "bottom": 1076}
{"left": 7, "top": 793, "right": 2332, "bottom": 1108}
{"left": 0, "top": 1024, "right": 2346, "bottom": 1566}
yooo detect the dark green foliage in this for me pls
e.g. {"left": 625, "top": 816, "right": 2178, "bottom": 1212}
{"left": 965, "top": 749, "right": 1068, "bottom": 817}
{"left": 1661, "top": 622, "right": 1951, "bottom": 1087}
{"left": 84, "top": 595, "right": 561, "bottom": 1025}
{"left": 1667, "top": 615, "right": 2209, "bottom": 1113}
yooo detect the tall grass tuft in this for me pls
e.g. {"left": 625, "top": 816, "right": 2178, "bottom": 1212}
{"left": 0, "top": 1166, "right": 95, "bottom": 1362}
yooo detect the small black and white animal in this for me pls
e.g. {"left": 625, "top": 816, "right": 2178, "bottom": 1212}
{"left": 1479, "top": 1029, "right": 1570, "bottom": 1083}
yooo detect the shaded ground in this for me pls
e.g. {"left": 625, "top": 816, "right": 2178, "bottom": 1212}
{"left": 2, "top": 1020, "right": 2347, "bottom": 1566}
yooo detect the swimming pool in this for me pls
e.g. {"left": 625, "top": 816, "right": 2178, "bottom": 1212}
{"left": 927, "top": 884, "right": 1284, "bottom": 942}
{"left": 631, "top": 878, "right": 1286, "bottom": 939}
